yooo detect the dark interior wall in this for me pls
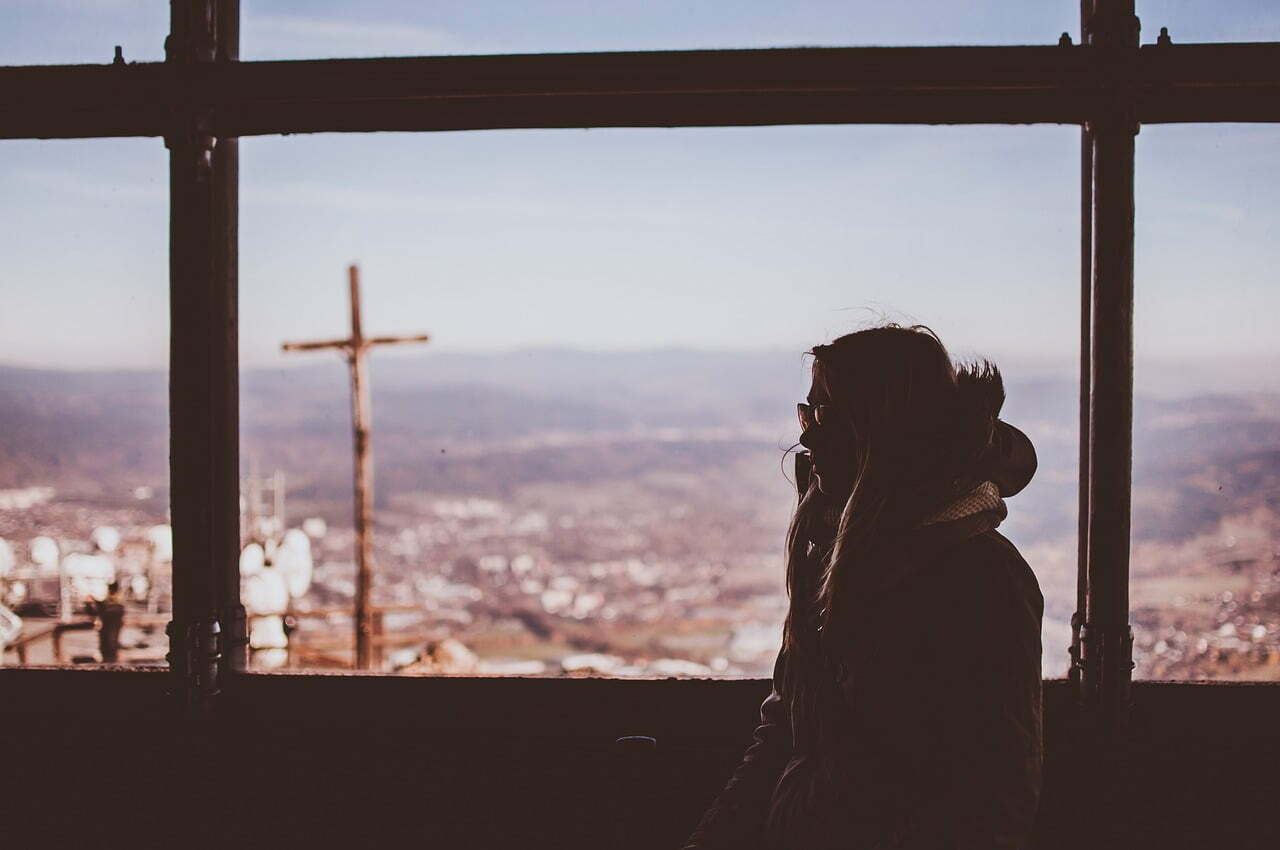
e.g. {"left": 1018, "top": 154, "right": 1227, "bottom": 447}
{"left": 2, "top": 670, "right": 1279, "bottom": 850}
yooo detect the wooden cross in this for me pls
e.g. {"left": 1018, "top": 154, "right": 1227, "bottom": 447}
{"left": 282, "top": 264, "right": 430, "bottom": 669}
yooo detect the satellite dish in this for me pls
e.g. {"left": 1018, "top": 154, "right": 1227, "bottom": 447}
{"left": 30, "top": 536, "right": 59, "bottom": 571}
{"left": 243, "top": 570, "right": 289, "bottom": 616}
{"left": 248, "top": 614, "right": 288, "bottom": 650}
{"left": 255, "top": 647, "right": 289, "bottom": 669}
{"left": 0, "top": 537, "right": 14, "bottom": 578}
{"left": 63, "top": 553, "right": 115, "bottom": 580}
{"left": 0, "top": 604, "right": 22, "bottom": 645}
{"left": 281, "top": 529, "right": 309, "bottom": 552}
{"left": 91, "top": 526, "right": 121, "bottom": 554}
{"left": 276, "top": 529, "right": 314, "bottom": 598}
{"left": 239, "top": 543, "right": 265, "bottom": 577}
{"left": 63, "top": 553, "right": 114, "bottom": 602}
{"left": 147, "top": 525, "right": 173, "bottom": 562}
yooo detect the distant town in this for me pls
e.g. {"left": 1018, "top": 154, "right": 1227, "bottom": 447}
{"left": 2, "top": 352, "right": 1278, "bottom": 680}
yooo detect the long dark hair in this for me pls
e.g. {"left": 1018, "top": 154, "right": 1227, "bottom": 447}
{"left": 779, "top": 324, "right": 1003, "bottom": 758}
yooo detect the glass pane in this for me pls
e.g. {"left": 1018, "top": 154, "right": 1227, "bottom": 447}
{"left": 0, "top": 2, "right": 167, "bottom": 65}
{"left": 240, "top": 125, "right": 1078, "bottom": 676}
{"left": 0, "top": 138, "right": 170, "bottom": 667}
{"left": 241, "top": 1, "right": 1081, "bottom": 60}
{"left": 1132, "top": 124, "right": 1280, "bottom": 680}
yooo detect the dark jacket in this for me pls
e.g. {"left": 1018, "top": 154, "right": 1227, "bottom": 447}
{"left": 684, "top": 419, "right": 1044, "bottom": 850}
{"left": 684, "top": 527, "right": 1043, "bottom": 850}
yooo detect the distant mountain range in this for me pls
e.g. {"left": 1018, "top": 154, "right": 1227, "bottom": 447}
{"left": 2, "top": 350, "right": 1278, "bottom": 545}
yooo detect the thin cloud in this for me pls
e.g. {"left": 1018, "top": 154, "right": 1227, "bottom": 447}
{"left": 243, "top": 178, "right": 696, "bottom": 230}
{"left": 10, "top": 0, "right": 151, "bottom": 10}
{"left": 14, "top": 168, "right": 164, "bottom": 205}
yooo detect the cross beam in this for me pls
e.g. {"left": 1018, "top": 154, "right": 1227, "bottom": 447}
{"left": 282, "top": 265, "right": 430, "bottom": 670}
{"left": 3, "top": 41, "right": 1280, "bottom": 140}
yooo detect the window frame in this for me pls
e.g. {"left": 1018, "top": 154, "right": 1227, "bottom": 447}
{"left": 2, "top": 0, "right": 1279, "bottom": 730}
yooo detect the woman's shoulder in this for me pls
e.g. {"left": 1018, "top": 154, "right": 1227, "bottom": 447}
{"left": 948, "top": 528, "right": 1029, "bottom": 567}
{"left": 928, "top": 530, "right": 1044, "bottom": 617}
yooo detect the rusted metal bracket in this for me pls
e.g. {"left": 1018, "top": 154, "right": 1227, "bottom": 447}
{"left": 221, "top": 602, "right": 248, "bottom": 674}
{"left": 166, "top": 617, "right": 222, "bottom": 702}
{"left": 1069, "top": 612, "right": 1085, "bottom": 687}
{"left": 1078, "top": 621, "right": 1135, "bottom": 717}
{"left": 1082, "top": 0, "right": 1140, "bottom": 49}
{"left": 165, "top": 0, "right": 217, "bottom": 65}
{"left": 163, "top": 111, "right": 215, "bottom": 172}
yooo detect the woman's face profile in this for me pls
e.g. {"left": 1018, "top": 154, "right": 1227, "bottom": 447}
{"left": 799, "top": 372, "right": 855, "bottom": 498}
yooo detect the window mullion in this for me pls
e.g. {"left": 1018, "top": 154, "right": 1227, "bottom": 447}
{"left": 1070, "top": 122, "right": 1093, "bottom": 694}
{"left": 1077, "top": 0, "right": 1139, "bottom": 730}
{"left": 166, "top": 0, "right": 244, "bottom": 705}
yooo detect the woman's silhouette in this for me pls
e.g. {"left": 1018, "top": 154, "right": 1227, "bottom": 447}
{"left": 684, "top": 325, "right": 1044, "bottom": 850}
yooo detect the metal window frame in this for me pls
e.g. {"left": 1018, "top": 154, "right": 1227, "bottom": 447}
{"left": 3, "top": 0, "right": 1279, "bottom": 729}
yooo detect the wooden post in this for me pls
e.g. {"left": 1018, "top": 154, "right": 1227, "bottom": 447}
{"left": 283, "top": 265, "right": 430, "bottom": 669}
{"left": 348, "top": 266, "right": 375, "bottom": 670}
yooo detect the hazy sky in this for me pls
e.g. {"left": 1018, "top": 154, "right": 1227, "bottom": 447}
{"left": 1, "top": 2, "right": 1277, "bottom": 388}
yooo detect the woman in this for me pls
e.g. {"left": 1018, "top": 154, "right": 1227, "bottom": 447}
{"left": 684, "top": 325, "right": 1044, "bottom": 850}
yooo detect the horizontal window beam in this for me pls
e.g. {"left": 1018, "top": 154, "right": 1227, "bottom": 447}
{"left": 2, "top": 42, "right": 1279, "bottom": 139}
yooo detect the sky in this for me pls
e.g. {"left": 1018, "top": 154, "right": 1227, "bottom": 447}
{"left": 1, "top": 1, "right": 1278, "bottom": 392}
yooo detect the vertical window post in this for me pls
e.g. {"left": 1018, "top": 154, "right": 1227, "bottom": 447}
{"left": 1071, "top": 122, "right": 1093, "bottom": 692}
{"left": 1078, "top": 0, "right": 1139, "bottom": 729}
{"left": 165, "top": 0, "right": 243, "bottom": 704}
{"left": 212, "top": 0, "right": 246, "bottom": 679}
